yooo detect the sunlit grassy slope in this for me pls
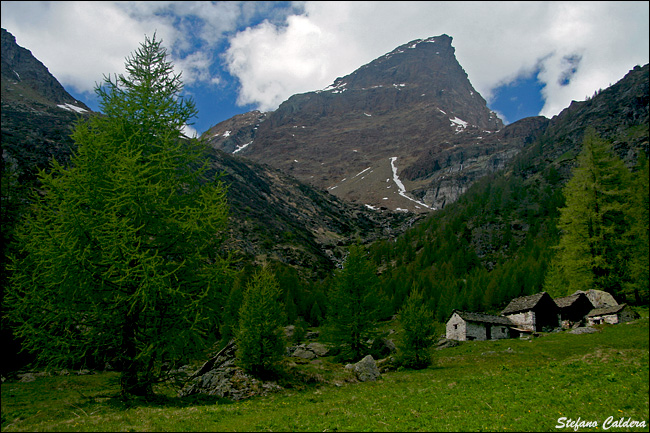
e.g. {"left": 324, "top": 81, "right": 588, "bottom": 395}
{"left": 2, "top": 313, "right": 648, "bottom": 432}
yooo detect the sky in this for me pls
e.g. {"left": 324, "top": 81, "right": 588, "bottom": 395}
{"left": 2, "top": 1, "right": 648, "bottom": 137}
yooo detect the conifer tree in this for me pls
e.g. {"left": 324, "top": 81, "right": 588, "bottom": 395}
{"left": 309, "top": 300, "right": 323, "bottom": 327}
{"left": 625, "top": 153, "right": 649, "bottom": 303}
{"left": 219, "top": 283, "right": 244, "bottom": 346}
{"left": 325, "top": 245, "right": 380, "bottom": 362}
{"left": 544, "top": 129, "right": 632, "bottom": 297}
{"left": 398, "top": 288, "right": 436, "bottom": 369}
{"left": 236, "top": 266, "right": 286, "bottom": 376}
{"left": 6, "top": 35, "right": 233, "bottom": 397}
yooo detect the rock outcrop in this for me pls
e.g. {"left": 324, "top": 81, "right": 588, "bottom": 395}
{"left": 345, "top": 355, "right": 381, "bottom": 382}
{"left": 287, "top": 342, "right": 330, "bottom": 359}
{"left": 179, "top": 340, "right": 282, "bottom": 401}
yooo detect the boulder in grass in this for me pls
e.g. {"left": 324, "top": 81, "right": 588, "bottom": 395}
{"left": 345, "top": 355, "right": 381, "bottom": 382}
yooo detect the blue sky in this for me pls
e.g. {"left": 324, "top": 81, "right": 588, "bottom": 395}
{"left": 490, "top": 70, "right": 546, "bottom": 123}
{"left": 2, "top": 2, "right": 648, "bottom": 135}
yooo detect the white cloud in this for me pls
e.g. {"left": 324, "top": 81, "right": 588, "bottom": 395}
{"left": 1, "top": 1, "right": 648, "bottom": 121}
{"left": 225, "top": 13, "right": 350, "bottom": 110}
{"left": 224, "top": 1, "right": 649, "bottom": 117}
{"left": 182, "top": 123, "right": 199, "bottom": 139}
{"left": 0, "top": 1, "right": 292, "bottom": 96}
{"left": 1, "top": 2, "right": 172, "bottom": 96}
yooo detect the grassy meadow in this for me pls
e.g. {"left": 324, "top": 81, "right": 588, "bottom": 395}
{"left": 2, "top": 312, "right": 648, "bottom": 432}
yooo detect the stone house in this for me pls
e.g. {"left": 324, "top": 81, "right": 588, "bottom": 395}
{"left": 501, "top": 292, "right": 560, "bottom": 332}
{"left": 586, "top": 304, "right": 640, "bottom": 326}
{"left": 446, "top": 310, "right": 514, "bottom": 341}
{"left": 555, "top": 292, "right": 594, "bottom": 328}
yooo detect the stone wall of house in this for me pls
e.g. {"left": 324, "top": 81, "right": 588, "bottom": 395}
{"left": 446, "top": 313, "right": 468, "bottom": 341}
{"left": 588, "top": 307, "right": 637, "bottom": 326}
{"left": 505, "top": 311, "right": 535, "bottom": 331}
{"left": 588, "top": 314, "right": 616, "bottom": 325}
{"left": 446, "top": 313, "right": 513, "bottom": 341}
{"left": 465, "top": 321, "right": 488, "bottom": 341}
{"left": 490, "top": 324, "right": 511, "bottom": 340}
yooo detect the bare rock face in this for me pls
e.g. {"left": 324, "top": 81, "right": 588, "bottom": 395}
{"left": 2, "top": 28, "right": 92, "bottom": 181}
{"left": 1, "top": 28, "right": 90, "bottom": 109}
{"left": 203, "top": 111, "right": 267, "bottom": 154}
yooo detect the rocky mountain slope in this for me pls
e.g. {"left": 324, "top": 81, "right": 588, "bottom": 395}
{"left": 0, "top": 27, "right": 412, "bottom": 279}
{"left": 206, "top": 34, "right": 552, "bottom": 211}
{"left": 1, "top": 28, "right": 91, "bottom": 182}
{"left": 209, "top": 150, "right": 414, "bottom": 276}
{"left": 540, "top": 64, "right": 648, "bottom": 169}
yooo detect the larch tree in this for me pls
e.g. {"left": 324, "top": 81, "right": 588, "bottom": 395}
{"left": 6, "top": 35, "right": 233, "bottom": 398}
{"left": 544, "top": 128, "right": 632, "bottom": 298}
{"left": 325, "top": 244, "right": 380, "bottom": 362}
{"left": 398, "top": 288, "right": 436, "bottom": 369}
{"left": 236, "top": 265, "right": 286, "bottom": 377}
{"left": 625, "top": 153, "right": 649, "bottom": 303}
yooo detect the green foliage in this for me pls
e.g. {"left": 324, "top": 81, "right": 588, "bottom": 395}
{"left": 544, "top": 129, "right": 634, "bottom": 298}
{"left": 625, "top": 153, "right": 650, "bottom": 303}
{"left": 398, "top": 288, "right": 436, "bottom": 369}
{"left": 369, "top": 156, "right": 560, "bottom": 320}
{"left": 5, "top": 35, "right": 233, "bottom": 397}
{"left": 236, "top": 266, "right": 286, "bottom": 377}
{"left": 324, "top": 245, "right": 381, "bottom": 362}
{"left": 309, "top": 300, "right": 323, "bottom": 327}
{"left": 219, "top": 281, "right": 244, "bottom": 347}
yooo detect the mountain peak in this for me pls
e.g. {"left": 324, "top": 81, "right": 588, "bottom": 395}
{"left": 1, "top": 28, "right": 89, "bottom": 111}
{"left": 206, "top": 34, "right": 505, "bottom": 211}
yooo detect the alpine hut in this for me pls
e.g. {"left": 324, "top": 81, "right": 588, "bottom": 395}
{"left": 501, "top": 292, "right": 560, "bottom": 332}
{"left": 586, "top": 304, "right": 639, "bottom": 326}
{"left": 555, "top": 292, "right": 594, "bottom": 328}
{"left": 446, "top": 310, "right": 514, "bottom": 341}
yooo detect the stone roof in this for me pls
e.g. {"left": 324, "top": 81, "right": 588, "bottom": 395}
{"left": 587, "top": 303, "right": 628, "bottom": 317}
{"left": 501, "top": 292, "right": 553, "bottom": 315}
{"left": 451, "top": 310, "right": 513, "bottom": 326}
{"left": 555, "top": 292, "right": 590, "bottom": 309}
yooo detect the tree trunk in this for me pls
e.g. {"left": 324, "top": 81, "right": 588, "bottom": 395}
{"left": 120, "top": 309, "right": 150, "bottom": 397}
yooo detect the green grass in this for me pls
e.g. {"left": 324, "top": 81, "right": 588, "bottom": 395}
{"left": 2, "top": 315, "right": 649, "bottom": 432}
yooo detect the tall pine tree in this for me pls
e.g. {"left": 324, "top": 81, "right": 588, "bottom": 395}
{"left": 398, "top": 288, "right": 436, "bottom": 369}
{"left": 6, "top": 35, "right": 233, "bottom": 397}
{"left": 625, "top": 153, "right": 649, "bottom": 303}
{"left": 236, "top": 265, "right": 286, "bottom": 376}
{"left": 544, "top": 129, "right": 632, "bottom": 298}
{"left": 325, "top": 245, "right": 380, "bottom": 362}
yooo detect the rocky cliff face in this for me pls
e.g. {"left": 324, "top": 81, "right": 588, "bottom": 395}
{"left": 1, "top": 28, "right": 89, "bottom": 110}
{"left": 203, "top": 110, "right": 267, "bottom": 154}
{"left": 1, "top": 28, "right": 91, "bottom": 182}
{"left": 542, "top": 64, "right": 649, "bottom": 168}
{"left": 205, "top": 35, "right": 539, "bottom": 212}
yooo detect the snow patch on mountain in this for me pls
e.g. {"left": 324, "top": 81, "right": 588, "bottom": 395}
{"left": 233, "top": 141, "right": 253, "bottom": 154}
{"left": 390, "top": 157, "right": 432, "bottom": 210}
{"left": 450, "top": 116, "right": 469, "bottom": 133}
{"left": 322, "top": 81, "right": 347, "bottom": 93}
{"left": 354, "top": 167, "right": 372, "bottom": 178}
{"left": 57, "top": 103, "right": 87, "bottom": 113}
